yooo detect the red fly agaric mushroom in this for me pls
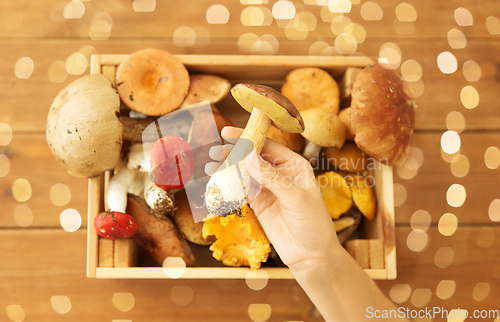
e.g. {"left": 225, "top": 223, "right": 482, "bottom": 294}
{"left": 205, "top": 84, "right": 304, "bottom": 217}
{"left": 350, "top": 63, "right": 415, "bottom": 167}
{"left": 116, "top": 48, "right": 190, "bottom": 116}
{"left": 300, "top": 107, "right": 346, "bottom": 165}
{"left": 149, "top": 135, "right": 195, "bottom": 191}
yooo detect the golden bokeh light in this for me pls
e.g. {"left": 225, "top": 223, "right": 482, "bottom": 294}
{"left": 78, "top": 45, "right": 98, "bottom": 60}
{"left": 50, "top": 183, "right": 72, "bottom": 207}
{"left": 59, "top": 209, "right": 82, "bottom": 232}
{"left": 406, "top": 79, "right": 425, "bottom": 98}
{"left": 112, "top": 293, "right": 135, "bottom": 312}
{"left": 241, "top": 7, "right": 272, "bottom": 26}
{"left": 407, "top": 229, "right": 428, "bottom": 252}
{"left": 410, "top": 210, "right": 431, "bottom": 231}
{"left": 462, "top": 60, "right": 481, "bottom": 82}
{"left": 309, "top": 41, "right": 330, "bottom": 55}
{"left": 245, "top": 270, "right": 269, "bottom": 291}
{"left": 476, "top": 226, "right": 494, "bottom": 248}
{"left": 255, "top": 34, "right": 279, "bottom": 54}
{"left": 454, "top": 7, "right": 473, "bottom": 26}
{"left": 344, "top": 23, "right": 366, "bottom": 43}
{"left": 397, "top": 156, "right": 419, "bottom": 180}
{"left": 450, "top": 154, "right": 469, "bottom": 177}
{"left": 360, "top": 2, "right": 383, "bottom": 21}
{"left": 320, "top": 6, "right": 341, "bottom": 22}
{"left": 272, "top": 0, "right": 296, "bottom": 19}
{"left": 162, "top": 257, "right": 186, "bottom": 278}
{"left": 486, "top": 16, "right": 500, "bottom": 35}
{"left": 89, "top": 13, "right": 113, "bottom": 40}
{"left": 171, "top": 286, "right": 194, "bottom": 306}
{"left": 393, "top": 183, "right": 407, "bottom": 207}
{"left": 409, "top": 147, "right": 424, "bottom": 168}
{"left": 389, "top": 284, "right": 412, "bottom": 304}
{"left": 238, "top": 33, "right": 259, "bottom": 53}
{"left": 441, "top": 130, "right": 461, "bottom": 154}
{"left": 14, "top": 57, "right": 34, "bottom": 79}
{"left": 133, "top": 0, "right": 156, "bottom": 12}
{"left": 441, "top": 149, "right": 461, "bottom": 163}
{"left": 248, "top": 304, "right": 272, "bottom": 322}
{"left": 50, "top": 295, "right": 72, "bottom": 314}
{"left": 6, "top": 305, "right": 25, "bottom": 322}
{"left": 330, "top": 15, "right": 352, "bottom": 35}
{"left": 334, "top": 33, "right": 357, "bottom": 55}
{"left": 410, "top": 288, "right": 432, "bottom": 308}
{"left": 13, "top": 204, "right": 33, "bottom": 227}
{"left": 437, "top": 51, "right": 458, "bottom": 74}
{"left": 173, "top": 26, "right": 196, "bottom": 47}
{"left": 329, "top": 0, "right": 352, "bottom": 13}
{"left": 295, "top": 11, "right": 317, "bottom": 31}
{"left": 434, "top": 247, "right": 454, "bottom": 269}
{"left": 447, "top": 28, "right": 467, "bottom": 49}
{"left": 446, "top": 184, "right": 466, "bottom": 207}
{"left": 285, "top": 20, "right": 308, "bottom": 40}
{"left": 206, "top": 4, "right": 229, "bottom": 24}
{"left": 401, "top": 59, "right": 422, "bottom": 82}
{"left": 446, "top": 111, "right": 466, "bottom": 133}
{"left": 460, "top": 85, "right": 479, "bottom": 109}
{"left": 0, "top": 154, "right": 10, "bottom": 177}
{"left": 66, "top": 53, "right": 87, "bottom": 75}
{"left": 448, "top": 309, "right": 468, "bottom": 322}
{"left": 48, "top": 61, "right": 68, "bottom": 83}
{"left": 472, "top": 282, "right": 490, "bottom": 302}
{"left": 436, "top": 280, "right": 456, "bottom": 300}
{"left": 241, "top": 0, "right": 269, "bottom": 4}
{"left": 63, "top": 1, "right": 85, "bottom": 19}
{"left": 484, "top": 146, "right": 500, "bottom": 169}
{"left": 12, "top": 178, "right": 32, "bottom": 202}
{"left": 193, "top": 27, "right": 211, "bottom": 47}
{"left": 395, "top": 2, "right": 417, "bottom": 21}
{"left": 489, "top": 199, "right": 500, "bottom": 222}
{"left": 379, "top": 43, "right": 402, "bottom": 69}
{"left": 0, "top": 123, "right": 13, "bottom": 146}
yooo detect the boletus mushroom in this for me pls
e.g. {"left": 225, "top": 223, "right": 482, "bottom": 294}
{"left": 350, "top": 63, "right": 415, "bottom": 167}
{"left": 46, "top": 74, "right": 123, "bottom": 178}
{"left": 116, "top": 48, "right": 190, "bottom": 116}
{"left": 204, "top": 84, "right": 304, "bottom": 217}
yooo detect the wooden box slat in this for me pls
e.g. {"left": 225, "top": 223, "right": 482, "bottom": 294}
{"left": 87, "top": 54, "right": 396, "bottom": 280}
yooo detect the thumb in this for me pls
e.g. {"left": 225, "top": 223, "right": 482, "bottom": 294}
{"left": 245, "top": 150, "right": 299, "bottom": 201}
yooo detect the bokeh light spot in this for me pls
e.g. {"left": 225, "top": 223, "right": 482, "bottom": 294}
{"left": 63, "top": 1, "right": 85, "bottom": 19}
{"left": 173, "top": 26, "right": 196, "bottom": 47}
{"left": 389, "top": 284, "right": 412, "bottom": 304}
{"left": 434, "top": 247, "right": 454, "bottom": 269}
{"left": 0, "top": 154, "right": 10, "bottom": 177}
{"left": 330, "top": 15, "right": 352, "bottom": 35}
{"left": 133, "top": 0, "right": 156, "bottom": 12}
{"left": 438, "top": 213, "right": 458, "bottom": 237}
{"left": 411, "top": 288, "right": 431, "bottom": 308}
{"left": 59, "top": 209, "right": 82, "bottom": 232}
{"left": 360, "top": 2, "right": 383, "bottom": 20}
{"left": 476, "top": 227, "right": 494, "bottom": 248}
{"left": 454, "top": 7, "right": 473, "bottom": 26}
{"left": 472, "top": 283, "right": 490, "bottom": 302}
{"left": 460, "top": 85, "right": 479, "bottom": 109}
{"left": 12, "top": 178, "right": 32, "bottom": 202}
{"left": 0, "top": 123, "right": 13, "bottom": 146}
{"left": 450, "top": 154, "right": 469, "bottom": 178}
{"left": 441, "top": 131, "right": 461, "bottom": 154}
{"left": 407, "top": 230, "right": 428, "bottom": 252}
{"left": 272, "top": 0, "right": 296, "bottom": 19}
{"left": 334, "top": 33, "right": 357, "bottom": 55}
{"left": 484, "top": 146, "right": 500, "bottom": 169}
{"left": 206, "top": 4, "right": 229, "bottom": 24}
{"left": 436, "top": 280, "right": 456, "bottom": 300}
{"left": 238, "top": 33, "right": 259, "bottom": 53}
{"left": 446, "top": 184, "right": 466, "bottom": 207}
{"left": 486, "top": 16, "right": 500, "bottom": 35}
{"left": 410, "top": 210, "right": 431, "bottom": 231}
{"left": 446, "top": 111, "right": 466, "bottom": 133}
{"left": 48, "top": 61, "right": 68, "bottom": 83}
{"left": 393, "top": 183, "right": 407, "bottom": 207}
{"left": 13, "top": 204, "right": 33, "bottom": 227}
{"left": 489, "top": 199, "right": 500, "bottom": 222}
{"left": 329, "top": 0, "right": 351, "bottom": 13}
{"left": 396, "top": 156, "right": 419, "bottom": 180}
{"left": 395, "top": 3, "right": 417, "bottom": 21}
{"left": 344, "top": 23, "right": 366, "bottom": 43}
{"left": 112, "top": 293, "right": 135, "bottom": 312}
{"left": 309, "top": 41, "right": 330, "bottom": 55}
{"left": 66, "top": 53, "right": 87, "bottom": 75}
{"left": 171, "top": 286, "right": 194, "bottom": 306}
{"left": 14, "top": 57, "right": 34, "bottom": 79}
{"left": 162, "top": 257, "right": 186, "bottom": 278}
{"left": 447, "top": 28, "right": 467, "bottom": 49}
{"left": 50, "top": 183, "right": 72, "bottom": 207}
{"left": 463, "top": 60, "right": 481, "bottom": 82}
{"left": 6, "top": 305, "right": 25, "bottom": 322}
{"left": 401, "top": 59, "right": 422, "bottom": 82}
{"left": 50, "top": 295, "right": 72, "bottom": 315}
{"left": 246, "top": 270, "right": 269, "bottom": 291}
{"left": 437, "top": 52, "right": 458, "bottom": 74}
{"left": 248, "top": 304, "right": 272, "bottom": 322}
{"left": 379, "top": 43, "right": 402, "bottom": 69}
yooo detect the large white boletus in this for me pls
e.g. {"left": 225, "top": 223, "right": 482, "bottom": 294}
{"left": 351, "top": 63, "right": 415, "bottom": 167}
{"left": 205, "top": 84, "right": 304, "bottom": 217}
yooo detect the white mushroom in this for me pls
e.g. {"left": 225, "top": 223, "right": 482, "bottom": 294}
{"left": 106, "top": 166, "right": 136, "bottom": 213}
{"left": 144, "top": 175, "right": 175, "bottom": 215}
{"left": 126, "top": 143, "right": 152, "bottom": 172}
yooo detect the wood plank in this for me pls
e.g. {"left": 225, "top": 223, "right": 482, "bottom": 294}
{"left": 0, "top": 0, "right": 498, "bottom": 39}
{"left": 113, "top": 238, "right": 137, "bottom": 268}
{"left": 1, "top": 131, "right": 499, "bottom": 227}
{"left": 1, "top": 39, "right": 499, "bottom": 132}
{"left": 345, "top": 239, "right": 370, "bottom": 268}
{"left": 369, "top": 240, "right": 385, "bottom": 269}
{"left": 98, "top": 238, "right": 114, "bottom": 268}
{"left": 0, "top": 229, "right": 318, "bottom": 322}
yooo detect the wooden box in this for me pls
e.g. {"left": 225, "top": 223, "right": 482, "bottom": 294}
{"left": 87, "top": 54, "right": 396, "bottom": 280}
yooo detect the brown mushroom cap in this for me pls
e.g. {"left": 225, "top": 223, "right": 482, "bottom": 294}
{"left": 351, "top": 63, "right": 415, "bottom": 167}
{"left": 300, "top": 107, "right": 346, "bottom": 148}
{"left": 46, "top": 74, "right": 123, "bottom": 178}
{"left": 230, "top": 83, "right": 304, "bottom": 133}
{"left": 267, "top": 125, "right": 305, "bottom": 153}
{"left": 180, "top": 74, "right": 231, "bottom": 108}
{"left": 116, "top": 48, "right": 190, "bottom": 116}
{"left": 281, "top": 67, "right": 340, "bottom": 113}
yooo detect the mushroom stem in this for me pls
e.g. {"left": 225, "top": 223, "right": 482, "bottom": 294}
{"left": 205, "top": 108, "right": 272, "bottom": 216}
{"left": 302, "top": 140, "right": 322, "bottom": 167}
{"left": 144, "top": 174, "right": 175, "bottom": 215}
{"left": 107, "top": 166, "right": 136, "bottom": 213}
{"left": 126, "top": 143, "right": 152, "bottom": 172}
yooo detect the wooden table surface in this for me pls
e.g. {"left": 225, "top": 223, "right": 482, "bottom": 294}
{"left": 1, "top": 1, "right": 499, "bottom": 321}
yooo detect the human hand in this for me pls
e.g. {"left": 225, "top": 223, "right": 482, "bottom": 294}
{"left": 207, "top": 126, "right": 339, "bottom": 269}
